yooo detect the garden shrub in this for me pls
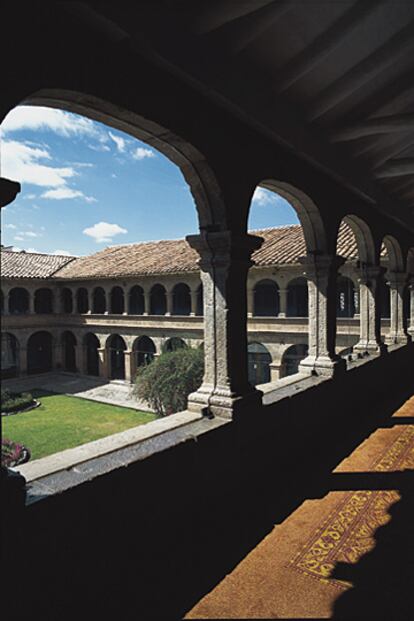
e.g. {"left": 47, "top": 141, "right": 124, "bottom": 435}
{"left": 134, "top": 346, "right": 203, "bottom": 416}
{"left": 1, "top": 390, "right": 35, "bottom": 413}
{"left": 1, "top": 438, "right": 31, "bottom": 467}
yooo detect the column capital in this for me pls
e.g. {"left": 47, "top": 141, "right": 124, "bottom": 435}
{"left": 298, "top": 253, "right": 346, "bottom": 280}
{"left": 355, "top": 264, "right": 386, "bottom": 286}
{"left": 186, "top": 231, "right": 263, "bottom": 270}
{"left": 386, "top": 271, "right": 407, "bottom": 287}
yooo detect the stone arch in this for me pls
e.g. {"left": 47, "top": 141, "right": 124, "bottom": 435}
{"left": 287, "top": 277, "right": 308, "bottom": 317}
{"left": 150, "top": 284, "right": 167, "bottom": 315}
{"left": 336, "top": 216, "right": 376, "bottom": 265}
{"left": 128, "top": 285, "right": 144, "bottom": 315}
{"left": 62, "top": 330, "right": 77, "bottom": 372}
{"left": 281, "top": 344, "right": 309, "bottom": 378}
{"left": 61, "top": 287, "right": 73, "bottom": 314}
{"left": 27, "top": 331, "right": 53, "bottom": 374}
{"left": 9, "top": 287, "right": 29, "bottom": 314}
{"left": 1, "top": 332, "right": 19, "bottom": 379}
{"left": 252, "top": 180, "right": 327, "bottom": 254}
{"left": 76, "top": 287, "right": 89, "bottom": 314}
{"left": 84, "top": 332, "right": 100, "bottom": 376}
{"left": 163, "top": 337, "right": 187, "bottom": 353}
{"left": 34, "top": 288, "right": 53, "bottom": 314}
{"left": 381, "top": 235, "right": 405, "bottom": 272}
{"left": 110, "top": 286, "right": 125, "bottom": 315}
{"left": 337, "top": 276, "right": 356, "bottom": 318}
{"left": 92, "top": 287, "right": 106, "bottom": 314}
{"left": 106, "top": 334, "right": 127, "bottom": 380}
{"left": 254, "top": 279, "right": 279, "bottom": 317}
{"left": 247, "top": 342, "right": 272, "bottom": 386}
{"left": 172, "top": 283, "right": 191, "bottom": 316}
{"left": 133, "top": 335, "right": 156, "bottom": 368}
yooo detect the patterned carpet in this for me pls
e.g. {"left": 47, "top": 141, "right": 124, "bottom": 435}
{"left": 186, "top": 396, "right": 414, "bottom": 619}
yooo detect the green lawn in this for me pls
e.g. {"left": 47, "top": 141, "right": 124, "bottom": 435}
{"left": 2, "top": 390, "right": 157, "bottom": 460}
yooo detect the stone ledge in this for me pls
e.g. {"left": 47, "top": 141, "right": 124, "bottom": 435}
{"left": 14, "top": 410, "right": 203, "bottom": 482}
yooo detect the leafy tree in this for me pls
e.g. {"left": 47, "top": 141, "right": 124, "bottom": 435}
{"left": 133, "top": 346, "right": 203, "bottom": 416}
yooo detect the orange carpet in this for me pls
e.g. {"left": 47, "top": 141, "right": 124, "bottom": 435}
{"left": 185, "top": 396, "right": 414, "bottom": 619}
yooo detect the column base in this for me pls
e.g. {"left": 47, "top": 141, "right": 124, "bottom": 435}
{"left": 385, "top": 334, "right": 410, "bottom": 346}
{"left": 299, "top": 354, "right": 346, "bottom": 377}
{"left": 187, "top": 383, "right": 263, "bottom": 419}
{"left": 353, "top": 340, "right": 388, "bottom": 357}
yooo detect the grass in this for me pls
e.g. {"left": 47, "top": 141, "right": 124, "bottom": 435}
{"left": 2, "top": 390, "right": 157, "bottom": 461}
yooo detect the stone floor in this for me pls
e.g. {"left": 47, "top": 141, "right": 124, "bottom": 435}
{"left": 3, "top": 372, "right": 153, "bottom": 412}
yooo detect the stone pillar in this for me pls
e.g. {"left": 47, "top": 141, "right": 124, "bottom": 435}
{"left": 278, "top": 288, "right": 287, "bottom": 318}
{"left": 166, "top": 288, "right": 173, "bottom": 316}
{"left": 186, "top": 230, "right": 263, "bottom": 418}
{"left": 124, "top": 350, "right": 136, "bottom": 383}
{"left": 408, "top": 279, "right": 414, "bottom": 340}
{"left": 269, "top": 361, "right": 282, "bottom": 382}
{"left": 71, "top": 289, "right": 77, "bottom": 314}
{"left": 143, "top": 288, "right": 150, "bottom": 315}
{"left": 28, "top": 290, "right": 35, "bottom": 314}
{"left": 386, "top": 271, "right": 409, "bottom": 345}
{"left": 298, "top": 253, "right": 346, "bottom": 376}
{"left": 19, "top": 346, "right": 28, "bottom": 376}
{"left": 190, "top": 288, "right": 198, "bottom": 316}
{"left": 103, "top": 289, "right": 109, "bottom": 315}
{"left": 98, "top": 347, "right": 108, "bottom": 378}
{"left": 75, "top": 345, "right": 84, "bottom": 374}
{"left": 354, "top": 265, "right": 387, "bottom": 355}
{"left": 247, "top": 285, "right": 254, "bottom": 317}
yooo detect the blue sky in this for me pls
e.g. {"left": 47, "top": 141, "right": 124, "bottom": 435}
{"left": 0, "top": 105, "right": 298, "bottom": 256}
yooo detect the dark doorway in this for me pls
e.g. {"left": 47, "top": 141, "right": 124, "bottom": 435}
{"left": 62, "top": 331, "right": 77, "bottom": 372}
{"left": 9, "top": 287, "right": 29, "bottom": 314}
{"left": 85, "top": 333, "right": 100, "bottom": 376}
{"left": 93, "top": 287, "right": 106, "bottom": 314}
{"left": 62, "top": 288, "right": 73, "bottom": 314}
{"left": 27, "top": 331, "right": 53, "bottom": 374}
{"left": 282, "top": 344, "right": 308, "bottom": 377}
{"left": 129, "top": 286, "right": 145, "bottom": 315}
{"left": 77, "top": 288, "right": 89, "bottom": 314}
{"left": 34, "top": 288, "right": 53, "bottom": 314}
{"left": 134, "top": 335, "right": 156, "bottom": 367}
{"left": 172, "top": 283, "right": 191, "bottom": 315}
{"left": 254, "top": 280, "right": 279, "bottom": 316}
{"left": 111, "top": 287, "right": 125, "bottom": 314}
{"left": 150, "top": 284, "right": 166, "bottom": 315}
{"left": 287, "top": 278, "right": 308, "bottom": 317}
{"left": 248, "top": 342, "right": 272, "bottom": 386}
{"left": 107, "top": 334, "right": 126, "bottom": 380}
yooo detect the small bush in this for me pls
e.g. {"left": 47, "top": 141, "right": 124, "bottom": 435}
{"left": 1, "top": 438, "right": 31, "bottom": 467}
{"left": 1, "top": 390, "right": 34, "bottom": 413}
{"left": 133, "top": 346, "right": 203, "bottom": 416}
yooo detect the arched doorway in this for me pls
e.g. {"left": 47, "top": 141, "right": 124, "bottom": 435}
{"left": 107, "top": 334, "right": 127, "bottom": 380}
{"left": 27, "top": 331, "right": 53, "bottom": 374}
{"left": 133, "top": 336, "right": 156, "bottom": 368}
{"left": 172, "top": 283, "right": 191, "bottom": 315}
{"left": 247, "top": 342, "right": 272, "bottom": 386}
{"left": 9, "top": 287, "right": 29, "bottom": 314}
{"left": 150, "top": 284, "right": 167, "bottom": 315}
{"left": 129, "top": 286, "right": 145, "bottom": 315}
{"left": 287, "top": 277, "right": 308, "bottom": 317}
{"left": 85, "top": 333, "right": 100, "bottom": 376}
{"left": 34, "top": 288, "right": 53, "bottom": 314}
{"left": 163, "top": 337, "right": 187, "bottom": 353}
{"left": 281, "top": 344, "right": 308, "bottom": 377}
{"left": 1, "top": 333, "right": 19, "bottom": 378}
{"left": 93, "top": 287, "right": 106, "bottom": 314}
{"left": 254, "top": 280, "right": 279, "bottom": 316}
{"left": 62, "top": 331, "right": 77, "bottom": 372}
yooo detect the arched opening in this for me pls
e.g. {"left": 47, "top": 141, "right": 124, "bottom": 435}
{"left": 281, "top": 344, "right": 309, "bottom": 378}
{"left": 27, "top": 331, "right": 53, "bottom": 374}
{"left": 150, "top": 284, "right": 167, "bottom": 315}
{"left": 62, "top": 331, "right": 77, "bottom": 372}
{"left": 9, "top": 287, "right": 29, "bottom": 314}
{"left": 247, "top": 342, "right": 272, "bottom": 386}
{"left": 1, "top": 332, "right": 19, "bottom": 379}
{"left": 133, "top": 335, "right": 156, "bottom": 368}
{"left": 93, "top": 287, "right": 106, "bottom": 314}
{"left": 84, "top": 333, "right": 100, "bottom": 376}
{"left": 254, "top": 279, "right": 279, "bottom": 317}
{"left": 287, "top": 277, "right": 308, "bottom": 317}
{"left": 128, "top": 286, "right": 145, "bottom": 315}
{"left": 110, "top": 287, "right": 125, "bottom": 315}
{"left": 76, "top": 288, "right": 89, "bottom": 314}
{"left": 61, "top": 288, "right": 73, "bottom": 314}
{"left": 107, "top": 334, "right": 127, "bottom": 380}
{"left": 172, "top": 283, "right": 191, "bottom": 315}
{"left": 336, "top": 276, "right": 356, "bottom": 318}
{"left": 34, "top": 288, "right": 53, "bottom": 314}
{"left": 196, "top": 284, "right": 203, "bottom": 316}
{"left": 163, "top": 337, "right": 187, "bottom": 353}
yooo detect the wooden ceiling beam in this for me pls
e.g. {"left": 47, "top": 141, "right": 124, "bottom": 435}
{"left": 189, "top": 0, "right": 274, "bottom": 35}
{"left": 375, "top": 158, "right": 414, "bottom": 178}
{"left": 332, "top": 114, "right": 414, "bottom": 142}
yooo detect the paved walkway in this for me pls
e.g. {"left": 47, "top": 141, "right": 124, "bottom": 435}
{"left": 3, "top": 372, "right": 153, "bottom": 412}
{"left": 186, "top": 395, "right": 414, "bottom": 619}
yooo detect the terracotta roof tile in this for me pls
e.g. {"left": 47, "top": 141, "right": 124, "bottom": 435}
{"left": 1, "top": 250, "right": 76, "bottom": 279}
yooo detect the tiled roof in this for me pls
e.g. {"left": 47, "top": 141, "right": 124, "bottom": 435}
{"left": 1, "top": 223, "right": 363, "bottom": 281}
{"left": 1, "top": 250, "right": 76, "bottom": 279}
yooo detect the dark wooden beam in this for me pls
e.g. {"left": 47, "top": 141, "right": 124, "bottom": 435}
{"left": 274, "top": 0, "right": 385, "bottom": 93}
{"left": 332, "top": 114, "right": 414, "bottom": 142}
{"left": 308, "top": 21, "right": 414, "bottom": 121}
{"left": 375, "top": 158, "right": 414, "bottom": 178}
{"left": 189, "top": 0, "right": 274, "bottom": 35}
{"left": 367, "top": 136, "right": 414, "bottom": 169}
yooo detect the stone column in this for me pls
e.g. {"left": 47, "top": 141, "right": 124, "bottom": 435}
{"left": 143, "top": 288, "right": 150, "bottom": 315}
{"left": 19, "top": 346, "right": 28, "bottom": 376}
{"left": 124, "top": 350, "right": 136, "bottom": 383}
{"left": 408, "top": 279, "right": 414, "bottom": 340}
{"left": 103, "top": 289, "right": 109, "bottom": 315}
{"left": 278, "top": 288, "right": 287, "bottom": 318}
{"left": 165, "top": 287, "right": 173, "bottom": 316}
{"left": 86, "top": 290, "right": 92, "bottom": 314}
{"left": 71, "top": 289, "right": 77, "bottom": 314}
{"left": 190, "top": 287, "right": 198, "bottom": 316}
{"left": 186, "top": 230, "right": 263, "bottom": 418}
{"left": 247, "top": 285, "right": 254, "bottom": 317}
{"left": 298, "top": 253, "right": 346, "bottom": 376}
{"left": 75, "top": 345, "right": 84, "bottom": 374}
{"left": 354, "top": 265, "right": 386, "bottom": 355}
{"left": 98, "top": 347, "right": 108, "bottom": 378}
{"left": 269, "top": 361, "right": 282, "bottom": 382}
{"left": 386, "top": 271, "right": 409, "bottom": 345}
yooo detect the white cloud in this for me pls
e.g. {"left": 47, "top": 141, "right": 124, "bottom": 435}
{"left": 108, "top": 131, "right": 127, "bottom": 153}
{"left": 41, "top": 187, "right": 97, "bottom": 202}
{"left": 14, "top": 236, "right": 24, "bottom": 241}
{"left": 132, "top": 146, "right": 155, "bottom": 160}
{"left": 26, "top": 247, "right": 41, "bottom": 253}
{"left": 83, "top": 221, "right": 128, "bottom": 243}
{"left": 5, "top": 223, "right": 17, "bottom": 229}
{"left": 1, "top": 106, "right": 100, "bottom": 138}
{"left": 21, "top": 231, "right": 39, "bottom": 238}
{"left": 23, "top": 193, "right": 37, "bottom": 200}
{"left": 252, "top": 187, "right": 281, "bottom": 206}
{"left": 88, "top": 143, "right": 111, "bottom": 152}
{"left": 52, "top": 249, "right": 72, "bottom": 256}
{"left": 1, "top": 139, "right": 77, "bottom": 187}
